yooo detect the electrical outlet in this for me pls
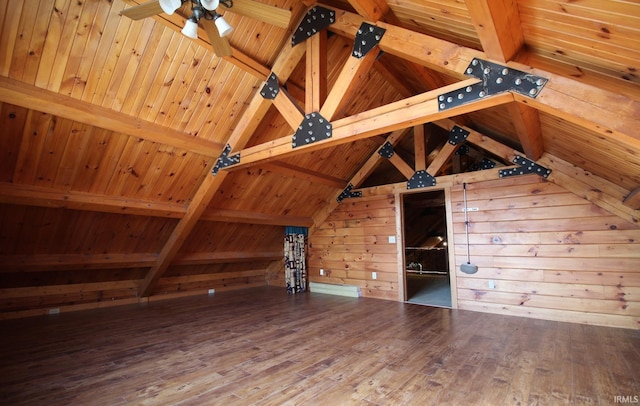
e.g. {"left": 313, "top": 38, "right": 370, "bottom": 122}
{"left": 208, "top": 289, "right": 215, "bottom": 296}
{"left": 372, "top": 272, "right": 377, "bottom": 280}
{"left": 488, "top": 280, "right": 495, "bottom": 289}
{"left": 388, "top": 235, "right": 396, "bottom": 243}
{"left": 48, "top": 308, "right": 60, "bottom": 315}
{"left": 320, "top": 268, "right": 324, "bottom": 276}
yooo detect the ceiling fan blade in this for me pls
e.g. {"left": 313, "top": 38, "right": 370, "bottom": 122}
{"left": 120, "top": 0, "right": 163, "bottom": 20}
{"left": 202, "top": 19, "right": 233, "bottom": 57}
{"left": 228, "top": 0, "right": 291, "bottom": 28}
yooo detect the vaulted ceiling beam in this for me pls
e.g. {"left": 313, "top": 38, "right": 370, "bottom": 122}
{"left": 347, "top": 0, "right": 390, "bottom": 21}
{"left": 0, "top": 183, "right": 186, "bottom": 218}
{"left": 306, "top": 31, "right": 328, "bottom": 113}
{"left": 322, "top": 5, "right": 639, "bottom": 146}
{"left": 465, "top": 0, "right": 544, "bottom": 160}
{"left": 0, "top": 77, "right": 222, "bottom": 157}
{"left": 200, "top": 207, "right": 314, "bottom": 227}
{"left": 138, "top": 39, "right": 309, "bottom": 297}
{"left": 226, "top": 80, "right": 513, "bottom": 169}
{"left": 320, "top": 46, "right": 382, "bottom": 121}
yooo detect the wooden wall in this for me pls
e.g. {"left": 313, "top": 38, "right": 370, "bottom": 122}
{"left": 308, "top": 175, "right": 640, "bottom": 330}
{"left": 308, "top": 193, "right": 401, "bottom": 301}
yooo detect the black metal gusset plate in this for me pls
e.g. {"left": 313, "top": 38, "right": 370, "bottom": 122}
{"left": 469, "top": 158, "right": 496, "bottom": 171}
{"left": 260, "top": 73, "right": 280, "bottom": 100}
{"left": 292, "top": 112, "right": 332, "bottom": 148}
{"left": 499, "top": 155, "right": 551, "bottom": 179}
{"left": 407, "top": 170, "right": 436, "bottom": 190}
{"left": 449, "top": 125, "right": 470, "bottom": 145}
{"left": 438, "top": 58, "right": 548, "bottom": 111}
{"left": 292, "top": 6, "right": 335, "bottom": 46}
{"left": 353, "top": 23, "right": 386, "bottom": 58}
{"left": 456, "top": 145, "right": 470, "bottom": 156}
{"left": 378, "top": 141, "right": 394, "bottom": 159}
{"left": 337, "top": 183, "right": 362, "bottom": 202}
{"left": 212, "top": 144, "right": 240, "bottom": 175}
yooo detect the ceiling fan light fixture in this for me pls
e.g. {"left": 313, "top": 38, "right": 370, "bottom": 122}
{"left": 200, "top": 0, "right": 220, "bottom": 11}
{"left": 215, "top": 14, "right": 233, "bottom": 37}
{"left": 159, "top": 0, "right": 182, "bottom": 15}
{"left": 181, "top": 18, "right": 200, "bottom": 39}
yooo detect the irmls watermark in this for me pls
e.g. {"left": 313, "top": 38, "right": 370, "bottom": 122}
{"left": 614, "top": 395, "right": 640, "bottom": 404}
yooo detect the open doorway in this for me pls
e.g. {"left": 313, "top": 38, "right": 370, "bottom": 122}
{"left": 402, "top": 190, "right": 452, "bottom": 307}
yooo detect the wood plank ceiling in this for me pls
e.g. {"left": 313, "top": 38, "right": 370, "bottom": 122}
{"left": 0, "top": 0, "right": 638, "bottom": 315}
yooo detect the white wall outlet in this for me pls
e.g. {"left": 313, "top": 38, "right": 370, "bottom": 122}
{"left": 208, "top": 289, "right": 216, "bottom": 296}
{"left": 48, "top": 308, "right": 60, "bottom": 315}
{"left": 488, "top": 280, "right": 495, "bottom": 289}
{"left": 372, "top": 272, "right": 377, "bottom": 280}
{"left": 388, "top": 235, "right": 396, "bottom": 243}
{"left": 320, "top": 268, "right": 324, "bottom": 276}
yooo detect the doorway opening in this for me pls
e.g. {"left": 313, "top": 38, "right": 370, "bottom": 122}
{"left": 402, "top": 190, "right": 452, "bottom": 307}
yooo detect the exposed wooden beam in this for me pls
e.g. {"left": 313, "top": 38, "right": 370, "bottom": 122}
{"left": 388, "top": 153, "right": 415, "bottom": 180}
{"left": 200, "top": 207, "right": 314, "bottom": 227}
{"left": 0, "top": 77, "right": 222, "bottom": 157}
{"left": 623, "top": 187, "right": 640, "bottom": 210}
{"left": 320, "top": 47, "right": 382, "bottom": 121}
{"left": 0, "top": 253, "right": 157, "bottom": 272}
{"left": 507, "top": 102, "right": 544, "bottom": 160}
{"left": 140, "top": 171, "right": 224, "bottom": 297}
{"left": 323, "top": 5, "right": 640, "bottom": 147}
{"left": 347, "top": 0, "right": 390, "bottom": 21}
{"left": 537, "top": 154, "right": 640, "bottom": 225}
{"left": 434, "top": 119, "right": 519, "bottom": 162}
{"left": 306, "top": 31, "right": 328, "bottom": 113}
{"left": 0, "top": 183, "right": 186, "bottom": 218}
{"left": 226, "top": 81, "right": 513, "bottom": 169}
{"left": 172, "top": 251, "right": 283, "bottom": 265}
{"left": 263, "top": 161, "right": 346, "bottom": 189}
{"left": 138, "top": 39, "right": 310, "bottom": 297}
{"left": 465, "top": 0, "right": 524, "bottom": 62}
{"left": 414, "top": 125, "right": 427, "bottom": 171}
{"left": 426, "top": 141, "right": 459, "bottom": 176}
{"left": 272, "top": 88, "right": 305, "bottom": 130}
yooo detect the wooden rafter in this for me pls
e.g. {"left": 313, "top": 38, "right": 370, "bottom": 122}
{"left": 137, "top": 39, "right": 309, "bottom": 297}
{"left": 323, "top": 6, "right": 639, "bottom": 147}
{"left": 0, "top": 77, "right": 222, "bottom": 157}
{"left": 465, "top": 0, "right": 544, "bottom": 160}
{"left": 200, "top": 207, "right": 313, "bottom": 227}
{"left": 263, "top": 162, "right": 346, "bottom": 189}
{"left": 306, "top": 31, "right": 327, "bottom": 113}
{"left": 347, "top": 0, "right": 390, "bottom": 21}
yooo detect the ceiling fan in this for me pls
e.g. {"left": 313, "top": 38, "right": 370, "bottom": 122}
{"left": 121, "top": 0, "right": 292, "bottom": 57}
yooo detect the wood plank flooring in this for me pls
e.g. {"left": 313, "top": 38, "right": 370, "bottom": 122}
{"left": 0, "top": 286, "right": 638, "bottom": 405}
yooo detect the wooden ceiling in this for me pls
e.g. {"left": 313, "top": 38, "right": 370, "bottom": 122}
{"left": 0, "top": 0, "right": 638, "bottom": 313}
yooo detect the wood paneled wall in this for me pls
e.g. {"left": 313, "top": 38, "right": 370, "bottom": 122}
{"left": 308, "top": 193, "right": 401, "bottom": 301}
{"left": 309, "top": 175, "right": 640, "bottom": 329}
{"left": 453, "top": 176, "right": 640, "bottom": 330}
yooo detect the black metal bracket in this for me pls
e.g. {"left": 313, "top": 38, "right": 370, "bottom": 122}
{"left": 499, "top": 155, "right": 551, "bottom": 178}
{"left": 292, "top": 6, "right": 335, "bottom": 46}
{"left": 469, "top": 158, "right": 496, "bottom": 171}
{"left": 456, "top": 145, "right": 470, "bottom": 156}
{"left": 260, "top": 73, "right": 279, "bottom": 100}
{"left": 337, "top": 183, "right": 362, "bottom": 202}
{"left": 407, "top": 170, "right": 436, "bottom": 190}
{"left": 353, "top": 23, "right": 385, "bottom": 58}
{"left": 438, "top": 58, "right": 548, "bottom": 111}
{"left": 292, "top": 112, "right": 332, "bottom": 148}
{"left": 449, "top": 125, "right": 470, "bottom": 145}
{"left": 212, "top": 144, "right": 240, "bottom": 175}
{"left": 378, "top": 141, "right": 394, "bottom": 159}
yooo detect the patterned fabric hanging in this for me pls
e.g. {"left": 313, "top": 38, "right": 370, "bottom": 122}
{"left": 284, "top": 227, "right": 308, "bottom": 294}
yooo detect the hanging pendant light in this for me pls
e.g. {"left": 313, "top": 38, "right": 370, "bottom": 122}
{"left": 214, "top": 14, "right": 233, "bottom": 37}
{"left": 159, "top": 0, "right": 182, "bottom": 15}
{"left": 181, "top": 0, "right": 234, "bottom": 39}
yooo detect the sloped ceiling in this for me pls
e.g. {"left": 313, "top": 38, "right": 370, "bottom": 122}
{"left": 0, "top": 0, "right": 638, "bottom": 312}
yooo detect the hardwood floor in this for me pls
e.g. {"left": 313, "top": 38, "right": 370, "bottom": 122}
{"left": 0, "top": 286, "right": 638, "bottom": 405}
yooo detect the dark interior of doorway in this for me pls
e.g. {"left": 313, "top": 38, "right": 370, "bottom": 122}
{"left": 403, "top": 190, "right": 451, "bottom": 307}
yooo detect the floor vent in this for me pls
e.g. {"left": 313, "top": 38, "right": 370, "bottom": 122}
{"left": 309, "top": 282, "right": 360, "bottom": 298}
